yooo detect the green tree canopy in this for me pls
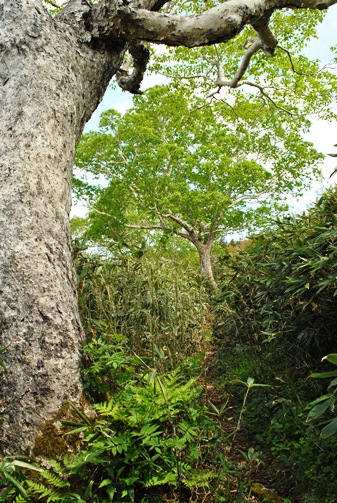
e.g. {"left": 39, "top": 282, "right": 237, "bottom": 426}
{"left": 75, "top": 84, "right": 324, "bottom": 288}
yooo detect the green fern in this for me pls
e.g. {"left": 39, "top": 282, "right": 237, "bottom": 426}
{"left": 26, "top": 480, "right": 63, "bottom": 501}
{"left": 39, "top": 470, "right": 70, "bottom": 489}
{"left": 12, "top": 496, "right": 27, "bottom": 503}
{"left": 48, "top": 459, "right": 65, "bottom": 475}
{"left": 94, "top": 400, "right": 120, "bottom": 417}
{"left": 1, "top": 337, "right": 219, "bottom": 502}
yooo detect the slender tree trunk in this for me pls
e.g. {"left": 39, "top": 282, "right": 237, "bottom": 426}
{"left": 0, "top": 0, "right": 124, "bottom": 455}
{"left": 194, "top": 239, "right": 217, "bottom": 291}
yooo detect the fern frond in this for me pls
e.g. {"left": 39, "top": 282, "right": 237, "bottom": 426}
{"left": 13, "top": 495, "right": 27, "bottom": 503}
{"left": 48, "top": 459, "right": 64, "bottom": 474}
{"left": 40, "top": 470, "right": 70, "bottom": 489}
{"left": 26, "top": 480, "right": 63, "bottom": 502}
{"left": 145, "top": 471, "right": 178, "bottom": 487}
{"left": 94, "top": 400, "right": 120, "bottom": 417}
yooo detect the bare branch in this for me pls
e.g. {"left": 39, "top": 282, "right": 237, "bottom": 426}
{"left": 207, "top": 27, "right": 277, "bottom": 95}
{"left": 209, "top": 17, "right": 278, "bottom": 90}
{"left": 278, "top": 46, "right": 336, "bottom": 76}
{"left": 209, "top": 66, "right": 297, "bottom": 115}
{"left": 236, "top": 80, "right": 296, "bottom": 115}
{"left": 91, "top": 207, "right": 113, "bottom": 217}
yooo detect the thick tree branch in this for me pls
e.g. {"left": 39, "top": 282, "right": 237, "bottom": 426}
{"left": 58, "top": 0, "right": 92, "bottom": 25}
{"left": 252, "top": 14, "right": 278, "bottom": 49}
{"left": 90, "top": 0, "right": 337, "bottom": 48}
{"left": 88, "top": 0, "right": 337, "bottom": 90}
{"left": 61, "top": 0, "right": 337, "bottom": 95}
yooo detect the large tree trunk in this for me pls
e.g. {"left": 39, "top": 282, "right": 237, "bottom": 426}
{"left": 0, "top": 0, "right": 124, "bottom": 455}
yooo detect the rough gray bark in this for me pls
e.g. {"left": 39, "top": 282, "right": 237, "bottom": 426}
{"left": 0, "top": 0, "right": 335, "bottom": 456}
{"left": 0, "top": 0, "right": 125, "bottom": 455}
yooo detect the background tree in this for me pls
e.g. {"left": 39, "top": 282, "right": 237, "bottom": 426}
{"left": 75, "top": 85, "right": 324, "bottom": 288}
{"left": 1, "top": 0, "right": 336, "bottom": 455}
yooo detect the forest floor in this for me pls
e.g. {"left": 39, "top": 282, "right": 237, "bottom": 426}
{"left": 201, "top": 344, "right": 290, "bottom": 503}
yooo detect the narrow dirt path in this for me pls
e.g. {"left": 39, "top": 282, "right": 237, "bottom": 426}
{"left": 200, "top": 343, "right": 291, "bottom": 503}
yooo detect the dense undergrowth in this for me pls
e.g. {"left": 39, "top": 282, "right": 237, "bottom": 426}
{"left": 2, "top": 188, "right": 337, "bottom": 502}
{"left": 215, "top": 187, "right": 337, "bottom": 502}
{"left": 75, "top": 244, "right": 212, "bottom": 370}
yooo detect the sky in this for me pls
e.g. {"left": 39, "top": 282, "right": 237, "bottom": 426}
{"left": 72, "top": 6, "right": 337, "bottom": 218}
{"left": 300, "top": 5, "right": 337, "bottom": 209}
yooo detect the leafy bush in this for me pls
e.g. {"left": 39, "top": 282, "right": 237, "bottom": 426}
{"left": 217, "top": 186, "right": 337, "bottom": 357}
{"left": 307, "top": 353, "right": 337, "bottom": 438}
{"left": 213, "top": 187, "right": 337, "bottom": 501}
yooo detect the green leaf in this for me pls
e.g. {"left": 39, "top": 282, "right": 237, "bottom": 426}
{"left": 322, "top": 354, "right": 337, "bottom": 366}
{"left": 231, "top": 379, "right": 246, "bottom": 386}
{"left": 98, "top": 479, "right": 112, "bottom": 489}
{"left": 209, "top": 401, "right": 219, "bottom": 415}
{"left": 61, "top": 420, "right": 87, "bottom": 427}
{"left": 12, "top": 461, "right": 44, "bottom": 473}
{"left": 68, "top": 401, "right": 91, "bottom": 425}
{"left": 321, "top": 417, "right": 337, "bottom": 438}
{"left": 63, "top": 426, "right": 88, "bottom": 436}
{"left": 2, "top": 470, "right": 30, "bottom": 501}
{"left": 307, "top": 397, "right": 334, "bottom": 421}
{"left": 328, "top": 377, "right": 337, "bottom": 388}
{"left": 309, "top": 370, "right": 337, "bottom": 379}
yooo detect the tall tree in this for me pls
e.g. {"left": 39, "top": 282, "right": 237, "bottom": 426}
{"left": 75, "top": 85, "right": 325, "bottom": 289}
{"left": 0, "top": 0, "right": 336, "bottom": 455}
